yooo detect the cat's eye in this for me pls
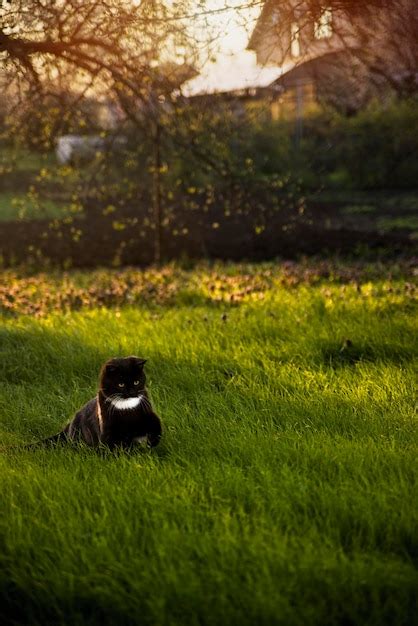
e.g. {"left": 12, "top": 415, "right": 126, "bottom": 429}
{"left": 134, "top": 380, "right": 140, "bottom": 386}
{"left": 118, "top": 383, "right": 125, "bottom": 388}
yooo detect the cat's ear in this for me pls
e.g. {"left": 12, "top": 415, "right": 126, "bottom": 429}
{"left": 104, "top": 359, "right": 118, "bottom": 373}
{"left": 134, "top": 357, "right": 147, "bottom": 368}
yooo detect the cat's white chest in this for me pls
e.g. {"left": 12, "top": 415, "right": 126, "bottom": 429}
{"left": 111, "top": 396, "right": 142, "bottom": 410}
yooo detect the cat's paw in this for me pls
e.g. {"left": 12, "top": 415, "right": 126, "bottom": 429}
{"left": 132, "top": 436, "right": 148, "bottom": 447}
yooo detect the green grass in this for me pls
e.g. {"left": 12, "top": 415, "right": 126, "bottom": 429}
{"left": 0, "top": 262, "right": 417, "bottom": 626}
{"left": 377, "top": 215, "right": 418, "bottom": 234}
{"left": 308, "top": 190, "right": 418, "bottom": 235}
{"left": 0, "top": 145, "right": 72, "bottom": 221}
{"left": 0, "top": 190, "right": 66, "bottom": 221}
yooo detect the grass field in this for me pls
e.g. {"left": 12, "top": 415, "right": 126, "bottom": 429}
{"left": 1, "top": 145, "right": 418, "bottom": 245}
{"left": 0, "top": 146, "right": 71, "bottom": 222}
{"left": 0, "top": 261, "right": 417, "bottom": 626}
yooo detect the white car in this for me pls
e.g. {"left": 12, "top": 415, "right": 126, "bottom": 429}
{"left": 55, "top": 135, "right": 126, "bottom": 165}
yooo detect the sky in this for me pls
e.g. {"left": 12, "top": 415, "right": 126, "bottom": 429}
{"left": 183, "top": 1, "right": 283, "bottom": 94}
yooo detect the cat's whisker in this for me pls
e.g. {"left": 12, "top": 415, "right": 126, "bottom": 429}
{"left": 105, "top": 393, "right": 122, "bottom": 403}
{"left": 141, "top": 396, "right": 152, "bottom": 410}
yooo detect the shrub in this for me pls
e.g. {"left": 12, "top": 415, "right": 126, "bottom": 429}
{"left": 247, "top": 98, "right": 418, "bottom": 191}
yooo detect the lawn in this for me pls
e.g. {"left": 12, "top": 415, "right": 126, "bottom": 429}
{"left": 0, "top": 261, "right": 417, "bottom": 626}
{"left": 1, "top": 144, "right": 418, "bottom": 244}
{"left": 0, "top": 145, "right": 73, "bottom": 222}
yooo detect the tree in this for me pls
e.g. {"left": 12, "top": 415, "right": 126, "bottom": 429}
{"left": 0, "top": 1, "right": 199, "bottom": 127}
{"left": 0, "top": 0, "right": 204, "bottom": 261}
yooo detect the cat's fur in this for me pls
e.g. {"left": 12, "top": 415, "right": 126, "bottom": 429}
{"left": 42, "top": 356, "right": 162, "bottom": 450}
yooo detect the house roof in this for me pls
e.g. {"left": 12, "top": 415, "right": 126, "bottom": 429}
{"left": 270, "top": 49, "right": 349, "bottom": 86}
{"left": 247, "top": 1, "right": 274, "bottom": 51}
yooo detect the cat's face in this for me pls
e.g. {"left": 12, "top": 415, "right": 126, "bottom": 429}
{"left": 100, "top": 356, "right": 147, "bottom": 407}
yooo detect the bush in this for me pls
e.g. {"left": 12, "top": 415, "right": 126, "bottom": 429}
{"left": 246, "top": 98, "right": 418, "bottom": 191}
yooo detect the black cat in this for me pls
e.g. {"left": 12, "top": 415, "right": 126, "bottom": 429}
{"left": 43, "top": 356, "right": 162, "bottom": 450}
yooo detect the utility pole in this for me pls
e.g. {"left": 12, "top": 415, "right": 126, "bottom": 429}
{"left": 152, "top": 119, "right": 162, "bottom": 264}
{"left": 295, "top": 80, "right": 304, "bottom": 149}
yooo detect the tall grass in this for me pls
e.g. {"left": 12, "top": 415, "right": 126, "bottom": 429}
{"left": 0, "top": 264, "right": 417, "bottom": 625}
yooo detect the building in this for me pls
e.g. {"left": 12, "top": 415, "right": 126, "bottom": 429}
{"left": 247, "top": 1, "right": 418, "bottom": 116}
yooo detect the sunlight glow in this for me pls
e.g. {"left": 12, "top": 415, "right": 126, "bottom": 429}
{"left": 184, "top": 1, "right": 282, "bottom": 93}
